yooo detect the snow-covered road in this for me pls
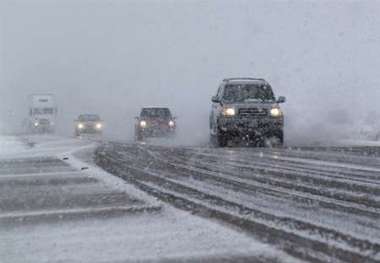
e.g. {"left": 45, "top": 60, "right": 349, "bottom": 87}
{"left": 96, "top": 142, "right": 380, "bottom": 263}
{"left": 0, "top": 136, "right": 295, "bottom": 263}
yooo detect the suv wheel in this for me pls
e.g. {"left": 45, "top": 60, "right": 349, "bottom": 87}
{"left": 135, "top": 131, "right": 144, "bottom": 142}
{"left": 214, "top": 129, "right": 228, "bottom": 147}
{"left": 264, "top": 131, "right": 284, "bottom": 147}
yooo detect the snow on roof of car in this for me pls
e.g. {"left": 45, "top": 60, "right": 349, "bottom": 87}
{"left": 223, "top": 78, "right": 268, "bottom": 85}
{"left": 223, "top": 77, "right": 266, "bottom": 81}
{"left": 141, "top": 106, "right": 171, "bottom": 109}
{"left": 79, "top": 113, "right": 100, "bottom": 117}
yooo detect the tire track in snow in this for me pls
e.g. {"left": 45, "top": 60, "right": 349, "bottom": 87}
{"left": 95, "top": 142, "right": 380, "bottom": 263}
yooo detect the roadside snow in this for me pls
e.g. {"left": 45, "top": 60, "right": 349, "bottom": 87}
{"left": 338, "top": 139, "right": 380, "bottom": 147}
{"left": 61, "top": 145, "right": 162, "bottom": 210}
{"left": 0, "top": 135, "right": 299, "bottom": 263}
{"left": 0, "top": 136, "right": 27, "bottom": 155}
{"left": 1, "top": 208, "right": 295, "bottom": 263}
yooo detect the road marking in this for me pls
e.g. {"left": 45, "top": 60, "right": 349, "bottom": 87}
{"left": 0, "top": 205, "right": 161, "bottom": 220}
{"left": 0, "top": 170, "right": 83, "bottom": 180}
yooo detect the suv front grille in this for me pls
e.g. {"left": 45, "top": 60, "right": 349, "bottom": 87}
{"left": 39, "top": 119, "right": 50, "bottom": 125}
{"left": 239, "top": 108, "right": 268, "bottom": 117}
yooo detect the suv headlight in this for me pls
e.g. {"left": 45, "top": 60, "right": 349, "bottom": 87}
{"left": 168, "top": 120, "right": 175, "bottom": 127}
{"left": 140, "top": 120, "right": 147, "bottom": 128}
{"left": 96, "top": 123, "right": 103, "bottom": 129}
{"left": 77, "top": 123, "right": 84, "bottom": 129}
{"left": 270, "top": 108, "right": 282, "bottom": 117}
{"left": 222, "top": 107, "right": 236, "bottom": 116}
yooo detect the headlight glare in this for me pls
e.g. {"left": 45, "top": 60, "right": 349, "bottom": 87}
{"left": 140, "top": 120, "right": 147, "bottom": 128}
{"left": 168, "top": 120, "right": 175, "bottom": 127}
{"left": 223, "top": 107, "right": 236, "bottom": 116}
{"left": 96, "top": 123, "right": 103, "bottom": 129}
{"left": 270, "top": 108, "right": 282, "bottom": 117}
{"left": 77, "top": 123, "right": 84, "bottom": 129}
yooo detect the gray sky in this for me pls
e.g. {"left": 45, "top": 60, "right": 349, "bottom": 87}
{"left": 1, "top": 0, "right": 380, "bottom": 143}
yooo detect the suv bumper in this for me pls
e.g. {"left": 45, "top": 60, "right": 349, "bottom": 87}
{"left": 139, "top": 127, "right": 176, "bottom": 137}
{"left": 218, "top": 116, "right": 283, "bottom": 137}
{"left": 76, "top": 128, "right": 102, "bottom": 134}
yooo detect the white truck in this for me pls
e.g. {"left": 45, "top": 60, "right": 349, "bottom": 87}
{"left": 27, "top": 94, "right": 57, "bottom": 133}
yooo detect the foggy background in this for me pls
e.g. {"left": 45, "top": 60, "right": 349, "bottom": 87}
{"left": 1, "top": 0, "right": 380, "bottom": 145}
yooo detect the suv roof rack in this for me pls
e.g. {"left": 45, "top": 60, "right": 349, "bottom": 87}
{"left": 223, "top": 78, "right": 266, "bottom": 82}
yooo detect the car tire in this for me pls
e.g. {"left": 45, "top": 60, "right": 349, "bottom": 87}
{"left": 277, "top": 130, "right": 284, "bottom": 145}
{"left": 215, "top": 129, "right": 228, "bottom": 147}
{"left": 209, "top": 134, "right": 218, "bottom": 147}
{"left": 264, "top": 131, "right": 284, "bottom": 147}
{"left": 135, "top": 131, "right": 144, "bottom": 142}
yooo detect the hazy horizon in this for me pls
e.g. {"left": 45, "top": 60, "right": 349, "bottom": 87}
{"left": 1, "top": 0, "right": 380, "bottom": 144}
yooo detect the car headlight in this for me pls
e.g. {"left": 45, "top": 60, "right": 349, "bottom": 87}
{"left": 140, "top": 120, "right": 147, "bottom": 128}
{"left": 270, "top": 108, "right": 282, "bottom": 117}
{"left": 168, "top": 120, "right": 175, "bottom": 127}
{"left": 77, "top": 123, "right": 84, "bottom": 129}
{"left": 34, "top": 122, "right": 39, "bottom": 127}
{"left": 222, "top": 107, "right": 236, "bottom": 116}
{"left": 96, "top": 123, "right": 103, "bottom": 129}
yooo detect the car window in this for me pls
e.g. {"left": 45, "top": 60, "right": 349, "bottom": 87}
{"left": 222, "top": 84, "right": 275, "bottom": 103}
{"left": 141, "top": 108, "right": 171, "bottom": 118}
{"left": 79, "top": 115, "right": 100, "bottom": 121}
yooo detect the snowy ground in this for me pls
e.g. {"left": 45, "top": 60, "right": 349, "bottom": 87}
{"left": 0, "top": 136, "right": 28, "bottom": 155}
{"left": 96, "top": 140, "right": 380, "bottom": 263}
{"left": 0, "top": 135, "right": 296, "bottom": 263}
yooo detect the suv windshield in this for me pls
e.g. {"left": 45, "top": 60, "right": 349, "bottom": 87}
{"left": 141, "top": 108, "right": 171, "bottom": 119}
{"left": 223, "top": 84, "right": 275, "bottom": 103}
{"left": 79, "top": 114, "right": 100, "bottom": 121}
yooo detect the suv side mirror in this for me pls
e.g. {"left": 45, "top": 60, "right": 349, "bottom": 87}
{"left": 277, "top": 96, "right": 286, "bottom": 103}
{"left": 212, "top": 96, "right": 220, "bottom": 103}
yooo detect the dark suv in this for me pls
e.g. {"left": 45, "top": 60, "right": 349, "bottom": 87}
{"left": 210, "top": 78, "right": 286, "bottom": 147}
{"left": 135, "top": 107, "right": 176, "bottom": 141}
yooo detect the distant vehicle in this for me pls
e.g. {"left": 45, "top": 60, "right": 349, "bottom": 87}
{"left": 27, "top": 94, "right": 57, "bottom": 134}
{"left": 74, "top": 114, "right": 103, "bottom": 137}
{"left": 135, "top": 107, "right": 176, "bottom": 141}
{"left": 210, "top": 78, "right": 286, "bottom": 147}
